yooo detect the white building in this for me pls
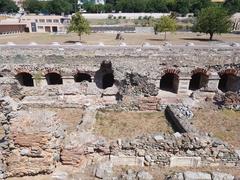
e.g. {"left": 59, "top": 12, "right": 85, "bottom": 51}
{"left": 19, "top": 15, "right": 70, "bottom": 33}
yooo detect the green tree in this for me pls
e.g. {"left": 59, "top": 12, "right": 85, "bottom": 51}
{"left": 224, "top": 0, "right": 240, "bottom": 14}
{"left": 190, "top": 0, "right": 212, "bottom": 15}
{"left": 66, "top": 0, "right": 79, "bottom": 13}
{"left": 115, "top": 0, "right": 147, "bottom": 12}
{"left": 176, "top": 0, "right": 191, "bottom": 15}
{"left": 146, "top": 0, "right": 168, "bottom": 13}
{"left": 154, "top": 16, "right": 176, "bottom": 40}
{"left": 0, "top": 0, "right": 19, "bottom": 13}
{"left": 47, "top": 0, "right": 72, "bottom": 15}
{"left": 68, "top": 12, "right": 90, "bottom": 41}
{"left": 23, "top": 0, "right": 45, "bottom": 14}
{"left": 192, "top": 6, "right": 232, "bottom": 40}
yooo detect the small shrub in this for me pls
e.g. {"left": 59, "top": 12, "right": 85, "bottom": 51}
{"left": 143, "top": 15, "right": 148, "bottom": 20}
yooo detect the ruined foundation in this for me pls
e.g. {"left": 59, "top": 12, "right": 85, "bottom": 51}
{"left": 0, "top": 44, "right": 240, "bottom": 179}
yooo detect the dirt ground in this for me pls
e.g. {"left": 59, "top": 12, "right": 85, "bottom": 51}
{"left": 48, "top": 107, "right": 84, "bottom": 135}
{"left": 94, "top": 111, "right": 173, "bottom": 140}
{"left": 0, "top": 32, "right": 240, "bottom": 45}
{"left": 192, "top": 109, "right": 240, "bottom": 149}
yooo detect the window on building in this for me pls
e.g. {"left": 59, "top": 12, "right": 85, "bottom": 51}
{"left": 39, "top": 19, "right": 45, "bottom": 23}
{"left": 53, "top": 19, "right": 59, "bottom": 23}
{"left": 38, "top": 26, "right": 44, "bottom": 29}
{"left": 46, "top": 19, "right": 52, "bottom": 23}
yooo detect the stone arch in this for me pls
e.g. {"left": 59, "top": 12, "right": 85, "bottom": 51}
{"left": 102, "top": 73, "right": 115, "bottom": 89}
{"left": 74, "top": 73, "right": 92, "bottom": 83}
{"left": 15, "top": 72, "right": 34, "bottom": 87}
{"left": 45, "top": 72, "right": 63, "bottom": 85}
{"left": 95, "top": 60, "right": 115, "bottom": 89}
{"left": 189, "top": 69, "right": 209, "bottom": 90}
{"left": 218, "top": 69, "right": 239, "bottom": 92}
{"left": 160, "top": 71, "right": 179, "bottom": 93}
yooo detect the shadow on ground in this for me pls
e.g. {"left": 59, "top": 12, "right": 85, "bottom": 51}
{"left": 180, "top": 37, "right": 221, "bottom": 42}
{"left": 147, "top": 38, "right": 165, "bottom": 42}
{"left": 64, "top": 40, "right": 86, "bottom": 44}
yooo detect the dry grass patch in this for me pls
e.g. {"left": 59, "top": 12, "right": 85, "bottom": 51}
{"left": 94, "top": 111, "right": 173, "bottom": 140}
{"left": 0, "top": 32, "right": 240, "bottom": 45}
{"left": 192, "top": 109, "right": 240, "bottom": 148}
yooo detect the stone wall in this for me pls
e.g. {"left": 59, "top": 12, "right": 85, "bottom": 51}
{"left": 0, "top": 45, "right": 239, "bottom": 95}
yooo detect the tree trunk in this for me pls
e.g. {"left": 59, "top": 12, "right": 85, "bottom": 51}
{"left": 164, "top": 31, "right": 167, "bottom": 40}
{"left": 209, "top": 33, "right": 213, "bottom": 41}
{"left": 79, "top": 33, "right": 82, "bottom": 42}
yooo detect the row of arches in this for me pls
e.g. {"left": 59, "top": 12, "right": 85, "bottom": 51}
{"left": 1, "top": 71, "right": 239, "bottom": 93}
{"left": 159, "top": 72, "right": 239, "bottom": 93}
{"left": 14, "top": 72, "right": 115, "bottom": 89}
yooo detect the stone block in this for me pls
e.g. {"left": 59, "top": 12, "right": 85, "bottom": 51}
{"left": 184, "top": 171, "right": 211, "bottom": 180}
{"left": 52, "top": 171, "right": 69, "bottom": 180}
{"left": 137, "top": 171, "right": 153, "bottom": 180}
{"left": 110, "top": 155, "right": 144, "bottom": 167}
{"left": 211, "top": 172, "right": 234, "bottom": 180}
{"left": 95, "top": 162, "right": 113, "bottom": 179}
{"left": 170, "top": 156, "right": 201, "bottom": 168}
{"left": 235, "top": 150, "right": 240, "bottom": 159}
{"left": 153, "top": 134, "right": 164, "bottom": 142}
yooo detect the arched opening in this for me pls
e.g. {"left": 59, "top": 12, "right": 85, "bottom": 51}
{"left": 0, "top": 74, "right": 3, "bottom": 77}
{"left": 160, "top": 73, "right": 179, "bottom": 93}
{"left": 74, "top": 73, "right": 92, "bottom": 83}
{"left": 189, "top": 73, "right": 209, "bottom": 90}
{"left": 102, "top": 73, "right": 114, "bottom": 89}
{"left": 15, "top": 72, "right": 34, "bottom": 87}
{"left": 45, "top": 72, "right": 63, "bottom": 85}
{"left": 218, "top": 73, "right": 239, "bottom": 92}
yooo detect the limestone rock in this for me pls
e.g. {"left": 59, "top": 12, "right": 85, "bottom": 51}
{"left": 184, "top": 171, "right": 211, "bottom": 180}
{"left": 137, "top": 171, "right": 153, "bottom": 180}
{"left": 95, "top": 162, "right": 113, "bottom": 179}
{"left": 211, "top": 172, "right": 234, "bottom": 180}
{"left": 170, "top": 157, "right": 201, "bottom": 168}
{"left": 153, "top": 134, "right": 164, "bottom": 142}
{"left": 52, "top": 171, "right": 69, "bottom": 180}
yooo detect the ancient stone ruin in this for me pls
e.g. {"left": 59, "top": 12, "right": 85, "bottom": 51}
{"left": 0, "top": 44, "right": 239, "bottom": 179}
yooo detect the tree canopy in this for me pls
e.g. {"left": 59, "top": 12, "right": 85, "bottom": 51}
{"left": 81, "top": 0, "right": 214, "bottom": 15}
{"left": 21, "top": 0, "right": 240, "bottom": 15}
{"left": 154, "top": 16, "right": 176, "bottom": 40}
{"left": 67, "top": 12, "right": 90, "bottom": 41}
{"left": 0, "top": 0, "right": 19, "bottom": 13}
{"left": 223, "top": 0, "right": 240, "bottom": 15}
{"left": 23, "top": 0, "right": 78, "bottom": 15}
{"left": 192, "top": 6, "right": 232, "bottom": 40}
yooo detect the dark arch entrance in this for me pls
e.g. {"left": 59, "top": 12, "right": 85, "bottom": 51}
{"left": 74, "top": 73, "right": 92, "bottom": 82}
{"left": 189, "top": 73, "right": 208, "bottom": 90}
{"left": 0, "top": 74, "right": 3, "bottom": 77}
{"left": 102, "top": 73, "right": 114, "bottom": 89}
{"left": 45, "top": 73, "right": 63, "bottom": 85}
{"left": 160, "top": 73, "right": 179, "bottom": 93}
{"left": 15, "top": 72, "right": 34, "bottom": 87}
{"left": 218, "top": 73, "right": 239, "bottom": 92}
